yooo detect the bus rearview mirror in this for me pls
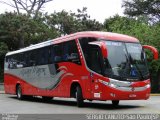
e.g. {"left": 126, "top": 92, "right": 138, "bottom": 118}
{"left": 88, "top": 41, "right": 108, "bottom": 58}
{"left": 142, "top": 45, "right": 159, "bottom": 60}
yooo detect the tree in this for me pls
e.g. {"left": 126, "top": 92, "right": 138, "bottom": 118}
{"left": 122, "top": 0, "right": 160, "bottom": 23}
{"left": 0, "top": 0, "right": 54, "bottom": 19}
{"left": 0, "top": 42, "right": 8, "bottom": 82}
{"left": 45, "top": 8, "right": 103, "bottom": 35}
{"left": 76, "top": 7, "right": 103, "bottom": 31}
{"left": 0, "top": 12, "right": 59, "bottom": 82}
{"left": 0, "top": 12, "right": 59, "bottom": 50}
{"left": 46, "top": 10, "right": 82, "bottom": 35}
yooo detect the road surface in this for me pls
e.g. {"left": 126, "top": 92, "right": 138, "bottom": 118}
{"left": 0, "top": 94, "right": 160, "bottom": 114}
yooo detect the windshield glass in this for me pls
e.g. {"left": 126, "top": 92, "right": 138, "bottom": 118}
{"left": 104, "top": 41, "right": 149, "bottom": 81}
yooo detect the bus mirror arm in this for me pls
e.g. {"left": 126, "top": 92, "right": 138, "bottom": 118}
{"left": 100, "top": 42, "right": 108, "bottom": 58}
{"left": 88, "top": 41, "right": 108, "bottom": 58}
{"left": 142, "top": 45, "right": 159, "bottom": 60}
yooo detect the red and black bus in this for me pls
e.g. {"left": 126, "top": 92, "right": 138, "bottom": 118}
{"left": 4, "top": 31, "right": 158, "bottom": 107}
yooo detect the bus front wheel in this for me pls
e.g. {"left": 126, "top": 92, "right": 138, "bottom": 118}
{"left": 16, "top": 85, "right": 23, "bottom": 100}
{"left": 112, "top": 100, "right": 119, "bottom": 106}
{"left": 75, "top": 86, "right": 84, "bottom": 107}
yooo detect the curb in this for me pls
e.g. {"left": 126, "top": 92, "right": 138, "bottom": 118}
{"left": 150, "top": 94, "right": 160, "bottom": 96}
{"left": 0, "top": 91, "right": 5, "bottom": 94}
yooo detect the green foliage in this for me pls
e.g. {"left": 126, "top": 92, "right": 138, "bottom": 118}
{"left": 45, "top": 8, "right": 103, "bottom": 35}
{"left": 0, "top": 12, "right": 59, "bottom": 50}
{"left": 0, "top": 42, "right": 8, "bottom": 83}
{"left": 0, "top": 42, "right": 8, "bottom": 56}
{"left": 122, "top": 0, "right": 160, "bottom": 23}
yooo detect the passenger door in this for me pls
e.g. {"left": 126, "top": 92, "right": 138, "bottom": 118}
{"left": 88, "top": 47, "right": 104, "bottom": 99}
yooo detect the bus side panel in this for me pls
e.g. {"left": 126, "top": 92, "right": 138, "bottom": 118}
{"left": 4, "top": 73, "right": 20, "bottom": 94}
{"left": 4, "top": 72, "right": 59, "bottom": 96}
{"left": 52, "top": 62, "right": 91, "bottom": 98}
{"left": 4, "top": 62, "right": 91, "bottom": 99}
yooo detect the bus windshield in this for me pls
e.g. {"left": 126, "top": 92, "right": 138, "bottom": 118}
{"left": 103, "top": 41, "right": 149, "bottom": 81}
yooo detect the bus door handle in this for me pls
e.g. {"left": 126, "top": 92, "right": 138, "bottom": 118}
{"left": 92, "top": 79, "right": 94, "bottom": 83}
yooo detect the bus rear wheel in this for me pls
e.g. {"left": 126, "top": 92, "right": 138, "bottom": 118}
{"left": 112, "top": 100, "right": 119, "bottom": 106}
{"left": 16, "top": 85, "right": 23, "bottom": 100}
{"left": 75, "top": 86, "right": 84, "bottom": 107}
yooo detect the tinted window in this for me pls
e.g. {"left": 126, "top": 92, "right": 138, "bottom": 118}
{"left": 50, "top": 40, "right": 81, "bottom": 65}
{"left": 79, "top": 37, "right": 97, "bottom": 67}
{"left": 6, "top": 46, "right": 51, "bottom": 69}
{"left": 88, "top": 47, "right": 102, "bottom": 74}
{"left": 6, "top": 40, "right": 81, "bottom": 69}
{"left": 63, "top": 40, "right": 81, "bottom": 65}
{"left": 6, "top": 54, "right": 22, "bottom": 69}
{"left": 51, "top": 44, "right": 63, "bottom": 63}
{"left": 29, "top": 50, "right": 37, "bottom": 66}
{"left": 37, "top": 47, "right": 50, "bottom": 65}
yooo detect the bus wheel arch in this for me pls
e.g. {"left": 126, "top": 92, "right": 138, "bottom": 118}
{"left": 112, "top": 100, "right": 119, "bottom": 106}
{"left": 70, "top": 82, "right": 80, "bottom": 98}
{"left": 70, "top": 82, "right": 84, "bottom": 107}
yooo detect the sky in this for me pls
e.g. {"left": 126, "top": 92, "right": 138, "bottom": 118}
{"left": 0, "top": 0, "right": 124, "bottom": 23}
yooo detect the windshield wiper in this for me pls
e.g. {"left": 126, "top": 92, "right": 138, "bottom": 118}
{"left": 134, "top": 63, "right": 144, "bottom": 80}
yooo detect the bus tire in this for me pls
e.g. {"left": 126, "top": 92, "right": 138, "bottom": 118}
{"left": 16, "top": 85, "right": 23, "bottom": 100}
{"left": 42, "top": 96, "right": 53, "bottom": 101}
{"left": 76, "top": 86, "right": 84, "bottom": 107}
{"left": 112, "top": 100, "right": 119, "bottom": 106}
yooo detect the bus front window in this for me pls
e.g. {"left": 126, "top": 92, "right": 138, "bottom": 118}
{"left": 103, "top": 41, "right": 149, "bottom": 81}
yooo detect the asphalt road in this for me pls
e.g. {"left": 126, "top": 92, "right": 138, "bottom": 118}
{"left": 0, "top": 94, "right": 160, "bottom": 114}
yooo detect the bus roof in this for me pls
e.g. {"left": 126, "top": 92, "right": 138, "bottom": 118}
{"left": 6, "top": 31, "right": 139, "bottom": 56}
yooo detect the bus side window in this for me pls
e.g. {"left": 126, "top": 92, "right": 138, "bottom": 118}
{"left": 17, "top": 53, "right": 25, "bottom": 68}
{"left": 50, "top": 46, "right": 55, "bottom": 64}
{"left": 53, "top": 44, "right": 63, "bottom": 63}
{"left": 5, "top": 56, "right": 11, "bottom": 69}
{"left": 63, "top": 40, "right": 81, "bottom": 65}
{"left": 36, "top": 47, "right": 50, "bottom": 65}
{"left": 12, "top": 55, "right": 18, "bottom": 69}
{"left": 43, "top": 47, "right": 50, "bottom": 65}
{"left": 63, "top": 42, "right": 70, "bottom": 61}
{"left": 29, "top": 50, "right": 37, "bottom": 66}
{"left": 79, "top": 37, "right": 97, "bottom": 66}
{"left": 37, "top": 48, "right": 44, "bottom": 65}
{"left": 24, "top": 52, "right": 30, "bottom": 67}
{"left": 8, "top": 57, "right": 12, "bottom": 69}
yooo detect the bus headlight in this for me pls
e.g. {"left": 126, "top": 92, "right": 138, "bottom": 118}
{"left": 145, "top": 84, "right": 150, "bottom": 88}
{"left": 98, "top": 79, "right": 118, "bottom": 88}
{"left": 110, "top": 83, "right": 117, "bottom": 88}
{"left": 98, "top": 79, "right": 109, "bottom": 86}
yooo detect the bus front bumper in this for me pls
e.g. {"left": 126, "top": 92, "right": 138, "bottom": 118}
{"left": 95, "top": 79, "right": 151, "bottom": 100}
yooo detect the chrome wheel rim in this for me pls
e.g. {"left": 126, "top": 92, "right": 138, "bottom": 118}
{"left": 17, "top": 87, "right": 21, "bottom": 98}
